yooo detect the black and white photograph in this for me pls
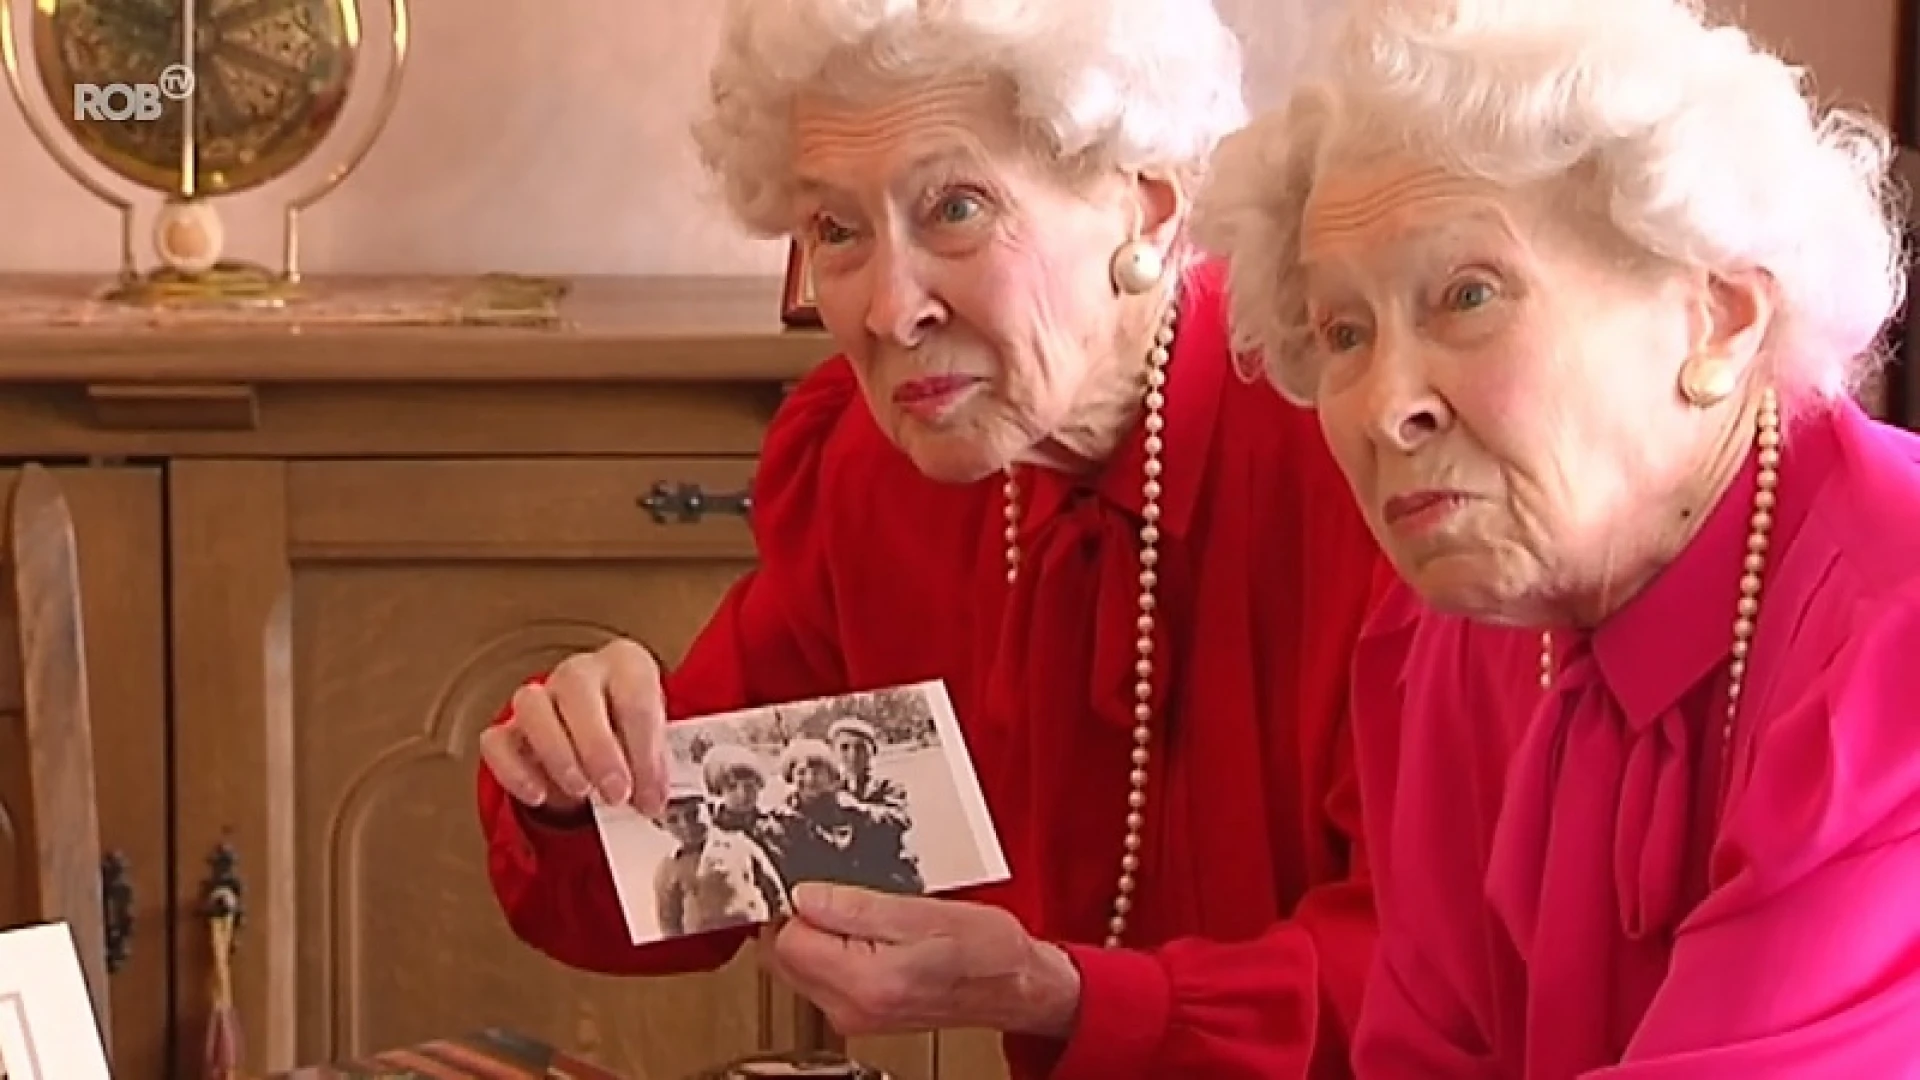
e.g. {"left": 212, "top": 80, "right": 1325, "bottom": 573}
{"left": 0, "top": 923, "right": 112, "bottom": 1080}
{"left": 594, "top": 679, "right": 1009, "bottom": 947}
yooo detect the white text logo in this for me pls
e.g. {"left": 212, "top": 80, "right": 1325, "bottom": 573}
{"left": 73, "top": 63, "right": 195, "bottom": 122}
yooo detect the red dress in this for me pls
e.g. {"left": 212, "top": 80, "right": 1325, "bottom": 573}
{"left": 479, "top": 262, "right": 1385, "bottom": 1080}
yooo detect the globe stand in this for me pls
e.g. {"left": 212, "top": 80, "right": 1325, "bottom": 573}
{"left": 100, "top": 262, "right": 298, "bottom": 310}
{"left": 93, "top": 195, "right": 298, "bottom": 309}
{"left": 0, "top": 0, "right": 409, "bottom": 309}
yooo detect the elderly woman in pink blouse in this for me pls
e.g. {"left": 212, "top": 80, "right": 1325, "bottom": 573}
{"left": 1197, "top": 0, "right": 1920, "bottom": 1076}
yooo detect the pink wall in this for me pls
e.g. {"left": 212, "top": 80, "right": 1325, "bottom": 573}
{"left": 0, "top": 0, "right": 1898, "bottom": 276}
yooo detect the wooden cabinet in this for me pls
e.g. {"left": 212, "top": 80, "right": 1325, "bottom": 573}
{"left": 0, "top": 466, "right": 171, "bottom": 1078}
{"left": 166, "top": 456, "right": 774, "bottom": 1078}
{"left": 0, "top": 276, "right": 946, "bottom": 1079}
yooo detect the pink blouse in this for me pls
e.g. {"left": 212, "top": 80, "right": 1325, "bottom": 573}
{"left": 1349, "top": 400, "right": 1920, "bottom": 1079}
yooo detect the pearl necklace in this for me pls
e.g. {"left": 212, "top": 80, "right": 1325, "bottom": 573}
{"left": 1538, "top": 387, "right": 1781, "bottom": 803}
{"left": 1001, "top": 300, "right": 1177, "bottom": 948}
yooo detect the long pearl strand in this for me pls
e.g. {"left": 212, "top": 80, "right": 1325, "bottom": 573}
{"left": 1538, "top": 387, "right": 1781, "bottom": 802}
{"left": 1002, "top": 300, "right": 1177, "bottom": 947}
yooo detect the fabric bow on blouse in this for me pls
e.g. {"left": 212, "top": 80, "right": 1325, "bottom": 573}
{"left": 1350, "top": 402, "right": 1920, "bottom": 1079}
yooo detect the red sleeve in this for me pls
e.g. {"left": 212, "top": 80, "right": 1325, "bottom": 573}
{"left": 476, "top": 361, "right": 859, "bottom": 976}
{"left": 1030, "top": 419, "right": 1390, "bottom": 1080}
{"left": 1046, "top": 751, "right": 1372, "bottom": 1080}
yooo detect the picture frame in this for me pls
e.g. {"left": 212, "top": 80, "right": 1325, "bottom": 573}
{"left": 1892, "top": 147, "right": 1920, "bottom": 430}
{"left": 0, "top": 924, "right": 111, "bottom": 1080}
{"left": 1893, "top": 0, "right": 1920, "bottom": 429}
{"left": 1902, "top": 0, "right": 1920, "bottom": 146}
{"left": 780, "top": 239, "right": 822, "bottom": 329}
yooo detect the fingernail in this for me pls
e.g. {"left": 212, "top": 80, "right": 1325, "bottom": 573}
{"left": 596, "top": 773, "right": 631, "bottom": 806}
{"left": 521, "top": 786, "right": 546, "bottom": 807}
{"left": 558, "top": 769, "right": 591, "bottom": 798}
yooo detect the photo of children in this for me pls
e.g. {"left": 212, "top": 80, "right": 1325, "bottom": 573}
{"left": 595, "top": 680, "right": 1008, "bottom": 946}
{"left": 0, "top": 923, "right": 115, "bottom": 1079}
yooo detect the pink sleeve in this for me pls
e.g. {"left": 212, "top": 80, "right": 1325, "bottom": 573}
{"left": 1590, "top": 586, "right": 1920, "bottom": 1078}
{"left": 1351, "top": 946, "right": 1502, "bottom": 1078}
{"left": 1348, "top": 586, "right": 1504, "bottom": 1078}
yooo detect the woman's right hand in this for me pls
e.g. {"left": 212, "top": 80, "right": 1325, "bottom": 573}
{"left": 478, "top": 638, "right": 672, "bottom": 816}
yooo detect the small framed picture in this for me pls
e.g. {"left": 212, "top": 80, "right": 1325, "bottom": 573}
{"left": 593, "top": 680, "right": 1010, "bottom": 946}
{"left": 1896, "top": 3, "right": 1920, "bottom": 429}
{"left": 781, "top": 239, "right": 823, "bottom": 329}
{"left": 0, "top": 924, "right": 111, "bottom": 1080}
{"left": 1893, "top": 146, "right": 1920, "bottom": 430}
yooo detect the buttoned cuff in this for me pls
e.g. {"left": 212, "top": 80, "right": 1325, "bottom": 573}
{"left": 1047, "top": 942, "right": 1171, "bottom": 1080}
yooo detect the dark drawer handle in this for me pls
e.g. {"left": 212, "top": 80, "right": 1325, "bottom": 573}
{"left": 200, "top": 841, "right": 245, "bottom": 928}
{"left": 201, "top": 842, "right": 245, "bottom": 1077}
{"left": 102, "top": 851, "right": 134, "bottom": 974}
{"left": 637, "top": 481, "right": 752, "bottom": 525}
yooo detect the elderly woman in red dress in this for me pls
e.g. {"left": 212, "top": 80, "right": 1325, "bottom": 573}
{"left": 1199, "top": 0, "right": 1920, "bottom": 1075}
{"left": 474, "top": 1, "right": 1382, "bottom": 1078}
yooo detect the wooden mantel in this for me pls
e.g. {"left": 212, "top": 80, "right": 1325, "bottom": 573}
{"left": 0, "top": 275, "right": 833, "bottom": 460}
{"left": 0, "top": 274, "right": 827, "bottom": 382}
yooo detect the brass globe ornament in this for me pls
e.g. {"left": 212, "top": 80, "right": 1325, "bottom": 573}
{"left": 0, "top": 0, "right": 409, "bottom": 307}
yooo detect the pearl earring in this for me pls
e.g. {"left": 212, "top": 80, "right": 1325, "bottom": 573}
{"left": 1679, "top": 358, "right": 1738, "bottom": 407}
{"left": 1110, "top": 240, "right": 1165, "bottom": 295}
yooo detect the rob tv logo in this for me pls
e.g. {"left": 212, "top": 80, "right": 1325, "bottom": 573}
{"left": 73, "top": 63, "right": 195, "bottom": 122}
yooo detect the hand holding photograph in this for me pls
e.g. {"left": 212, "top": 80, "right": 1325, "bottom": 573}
{"left": 593, "top": 680, "right": 1008, "bottom": 947}
{"left": 0, "top": 923, "right": 111, "bottom": 1080}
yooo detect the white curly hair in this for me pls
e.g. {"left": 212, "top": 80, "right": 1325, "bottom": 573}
{"left": 691, "top": 0, "right": 1256, "bottom": 241}
{"left": 1194, "top": 0, "right": 1909, "bottom": 412}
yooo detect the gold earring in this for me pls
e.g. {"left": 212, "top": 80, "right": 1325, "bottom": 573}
{"left": 1679, "top": 358, "right": 1737, "bottom": 407}
{"left": 1110, "top": 240, "right": 1164, "bottom": 295}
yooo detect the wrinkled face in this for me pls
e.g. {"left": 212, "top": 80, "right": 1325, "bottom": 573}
{"left": 790, "top": 73, "right": 1142, "bottom": 483}
{"left": 831, "top": 732, "right": 873, "bottom": 778}
{"left": 1301, "top": 157, "right": 1715, "bottom": 623}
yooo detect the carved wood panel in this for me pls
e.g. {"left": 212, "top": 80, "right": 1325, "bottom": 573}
{"left": 0, "top": 467, "right": 170, "bottom": 1079}
{"left": 847, "top": 1027, "right": 1008, "bottom": 1080}
{"left": 166, "top": 458, "right": 784, "bottom": 1078}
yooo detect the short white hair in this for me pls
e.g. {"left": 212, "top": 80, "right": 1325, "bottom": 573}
{"left": 691, "top": 0, "right": 1254, "bottom": 237}
{"left": 1195, "top": 0, "right": 1908, "bottom": 410}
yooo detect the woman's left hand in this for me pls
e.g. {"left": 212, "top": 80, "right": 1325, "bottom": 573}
{"left": 760, "top": 883, "right": 1082, "bottom": 1038}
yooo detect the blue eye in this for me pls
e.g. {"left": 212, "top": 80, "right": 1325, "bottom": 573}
{"left": 1448, "top": 280, "right": 1496, "bottom": 310}
{"left": 933, "top": 192, "right": 983, "bottom": 224}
